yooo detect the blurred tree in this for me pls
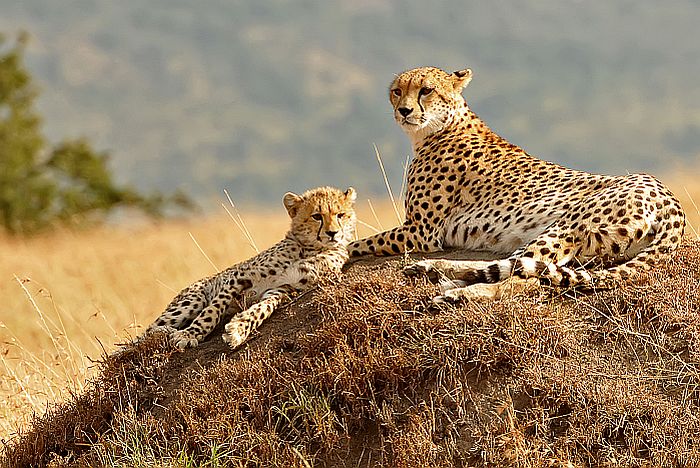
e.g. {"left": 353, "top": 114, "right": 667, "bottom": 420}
{"left": 0, "top": 32, "right": 192, "bottom": 234}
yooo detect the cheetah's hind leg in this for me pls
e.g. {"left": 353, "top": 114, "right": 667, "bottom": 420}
{"left": 405, "top": 258, "right": 539, "bottom": 303}
{"left": 145, "top": 283, "right": 209, "bottom": 334}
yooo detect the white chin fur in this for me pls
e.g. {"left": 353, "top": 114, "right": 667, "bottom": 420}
{"left": 399, "top": 120, "right": 425, "bottom": 131}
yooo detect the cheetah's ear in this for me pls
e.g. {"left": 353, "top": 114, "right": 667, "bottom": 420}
{"left": 451, "top": 68, "right": 472, "bottom": 92}
{"left": 344, "top": 187, "right": 357, "bottom": 205}
{"left": 283, "top": 192, "right": 303, "bottom": 218}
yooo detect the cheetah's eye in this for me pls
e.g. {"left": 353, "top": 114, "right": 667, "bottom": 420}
{"left": 337, "top": 213, "right": 345, "bottom": 219}
{"left": 311, "top": 213, "right": 323, "bottom": 221}
{"left": 391, "top": 88, "right": 402, "bottom": 97}
{"left": 419, "top": 87, "right": 434, "bottom": 97}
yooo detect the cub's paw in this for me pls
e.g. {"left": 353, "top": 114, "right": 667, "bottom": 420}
{"left": 146, "top": 324, "right": 177, "bottom": 336}
{"left": 170, "top": 330, "right": 200, "bottom": 350}
{"left": 403, "top": 260, "right": 442, "bottom": 282}
{"left": 223, "top": 319, "right": 250, "bottom": 350}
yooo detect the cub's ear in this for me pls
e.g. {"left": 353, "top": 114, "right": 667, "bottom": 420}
{"left": 283, "top": 192, "right": 303, "bottom": 217}
{"left": 451, "top": 68, "right": 472, "bottom": 92}
{"left": 344, "top": 187, "right": 357, "bottom": 204}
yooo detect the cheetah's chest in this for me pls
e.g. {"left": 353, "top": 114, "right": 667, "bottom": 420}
{"left": 240, "top": 248, "right": 301, "bottom": 299}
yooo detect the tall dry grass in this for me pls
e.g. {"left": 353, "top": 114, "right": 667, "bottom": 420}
{"left": 664, "top": 166, "right": 700, "bottom": 238}
{"left": 0, "top": 167, "right": 698, "bottom": 443}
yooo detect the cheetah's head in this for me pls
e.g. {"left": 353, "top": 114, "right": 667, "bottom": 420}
{"left": 284, "top": 186, "right": 357, "bottom": 250}
{"left": 389, "top": 66, "right": 472, "bottom": 140}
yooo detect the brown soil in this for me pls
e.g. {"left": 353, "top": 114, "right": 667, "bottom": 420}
{"left": 2, "top": 244, "right": 699, "bottom": 468}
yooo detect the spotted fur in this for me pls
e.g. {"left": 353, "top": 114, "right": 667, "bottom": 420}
{"left": 146, "top": 186, "right": 357, "bottom": 349}
{"left": 350, "top": 66, "right": 685, "bottom": 300}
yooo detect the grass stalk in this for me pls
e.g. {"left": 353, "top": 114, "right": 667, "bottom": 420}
{"left": 373, "top": 144, "right": 402, "bottom": 225}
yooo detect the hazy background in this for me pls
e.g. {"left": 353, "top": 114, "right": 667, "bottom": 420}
{"left": 1, "top": 0, "right": 698, "bottom": 206}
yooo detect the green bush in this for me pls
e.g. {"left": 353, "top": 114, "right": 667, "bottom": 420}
{"left": 0, "top": 32, "right": 191, "bottom": 235}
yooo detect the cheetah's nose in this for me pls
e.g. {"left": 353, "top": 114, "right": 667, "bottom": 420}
{"left": 326, "top": 231, "right": 338, "bottom": 240}
{"left": 397, "top": 107, "right": 413, "bottom": 117}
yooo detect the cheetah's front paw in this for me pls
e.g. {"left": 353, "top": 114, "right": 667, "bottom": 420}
{"left": 146, "top": 324, "right": 177, "bottom": 336}
{"left": 223, "top": 320, "right": 250, "bottom": 350}
{"left": 170, "top": 330, "right": 200, "bottom": 350}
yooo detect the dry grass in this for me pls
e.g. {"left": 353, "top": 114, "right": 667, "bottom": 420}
{"left": 0, "top": 198, "right": 398, "bottom": 443}
{"left": 2, "top": 241, "right": 699, "bottom": 467}
{"left": 0, "top": 213, "right": 269, "bottom": 441}
{"left": 664, "top": 166, "right": 700, "bottom": 238}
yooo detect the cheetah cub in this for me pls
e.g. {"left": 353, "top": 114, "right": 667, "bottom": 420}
{"left": 350, "top": 66, "right": 685, "bottom": 300}
{"left": 146, "top": 186, "right": 357, "bottom": 349}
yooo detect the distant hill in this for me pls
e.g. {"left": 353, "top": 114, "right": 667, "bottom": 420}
{"left": 0, "top": 0, "right": 699, "bottom": 205}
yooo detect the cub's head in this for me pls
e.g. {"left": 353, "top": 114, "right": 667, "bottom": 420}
{"left": 283, "top": 186, "right": 357, "bottom": 249}
{"left": 389, "top": 66, "right": 472, "bottom": 139}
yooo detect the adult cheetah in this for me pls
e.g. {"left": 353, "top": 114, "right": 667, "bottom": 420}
{"left": 147, "top": 186, "right": 357, "bottom": 349}
{"left": 350, "top": 66, "right": 685, "bottom": 300}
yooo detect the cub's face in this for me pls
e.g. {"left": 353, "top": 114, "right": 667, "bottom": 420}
{"left": 389, "top": 66, "right": 472, "bottom": 138}
{"left": 284, "top": 186, "right": 357, "bottom": 249}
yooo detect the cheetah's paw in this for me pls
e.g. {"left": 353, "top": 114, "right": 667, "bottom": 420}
{"left": 146, "top": 324, "right": 177, "bottom": 336}
{"left": 223, "top": 320, "right": 249, "bottom": 350}
{"left": 434, "top": 283, "right": 503, "bottom": 303}
{"left": 432, "top": 289, "right": 473, "bottom": 304}
{"left": 403, "top": 260, "right": 443, "bottom": 282}
{"left": 170, "top": 330, "right": 200, "bottom": 350}
{"left": 439, "top": 279, "right": 467, "bottom": 292}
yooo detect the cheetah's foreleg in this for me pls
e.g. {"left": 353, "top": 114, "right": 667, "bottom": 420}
{"left": 223, "top": 287, "right": 291, "bottom": 349}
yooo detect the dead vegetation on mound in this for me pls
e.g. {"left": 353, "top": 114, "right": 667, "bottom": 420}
{"left": 2, "top": 243, "right": 700, "bottom": 467}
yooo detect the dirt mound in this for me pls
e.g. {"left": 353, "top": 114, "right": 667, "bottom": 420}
{"left": 3, "top": 243, "right": 700, "bottom": 467}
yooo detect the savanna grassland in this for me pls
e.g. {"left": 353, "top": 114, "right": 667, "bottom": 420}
{"left": 0, "top": 171, "right": 700, "bottom": 467}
